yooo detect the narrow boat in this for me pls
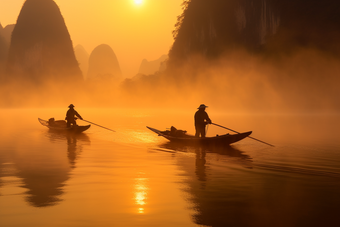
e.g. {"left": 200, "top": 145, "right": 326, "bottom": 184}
{"left": 38, "top": 118, "right": 91, "bottom": 133}
{"left": 147, "top": 126, "right": 252, "bottom": 145}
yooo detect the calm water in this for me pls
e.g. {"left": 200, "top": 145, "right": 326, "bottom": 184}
{"left": 0, "top": 108, "right": 339, "bottom": 227}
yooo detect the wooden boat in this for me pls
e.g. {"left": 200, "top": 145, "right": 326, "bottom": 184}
{"left": 147, "top": 126, "right": 252, "bottom": 145}
{"left": 38, "top": 118, "right": 91, "bottom": 133}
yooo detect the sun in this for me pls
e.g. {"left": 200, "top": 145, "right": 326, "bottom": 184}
{"left": 134, "top": 0, "right": 143, "bottom": 5}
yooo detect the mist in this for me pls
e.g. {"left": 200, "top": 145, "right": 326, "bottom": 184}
{"left": 0, "top": 45, "right": 339, "bottom": 115}
{"left": 120, "top": 47, "right": 340, "bottom": 113}
{"left": 0, "top": 0, "right": 339, "bottom": 114}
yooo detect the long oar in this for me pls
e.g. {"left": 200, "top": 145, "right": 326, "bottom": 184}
{"left": 81, "top": 119, "right": 116, "bottom": 132}
{"left": 211, "top": 123, "right": 274, "bottom": 147}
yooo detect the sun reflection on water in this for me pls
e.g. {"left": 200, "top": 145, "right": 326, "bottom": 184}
{"left": 131, "top": 131, "right": 158, "bottom": 143}
{"left": 134, "top": 176, "right": 148, "bottom": 214}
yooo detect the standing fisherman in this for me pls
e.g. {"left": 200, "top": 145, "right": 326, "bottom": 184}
{"left": 194, "top": 104, "right": 212, "bottom": 138}
{"left": 65, "top": 104, "right": 83, "bottom": 128}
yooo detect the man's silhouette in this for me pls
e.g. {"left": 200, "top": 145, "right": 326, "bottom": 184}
{"left": 194, "top": 104, "right": 212, "bottom": 138}
{"left": 65, "top": 104, "right": 83, "bottom": 128}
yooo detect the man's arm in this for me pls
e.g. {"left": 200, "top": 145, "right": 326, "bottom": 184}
{"left": 205, "top": 112, "right": 212, "bottom": 124}
{"left": 75, "top": 111, "right": 83, "bottom": 120}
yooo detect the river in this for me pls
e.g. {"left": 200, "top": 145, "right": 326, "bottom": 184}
{"left": 0, "top": 108, "right": 339, "bottom": 227}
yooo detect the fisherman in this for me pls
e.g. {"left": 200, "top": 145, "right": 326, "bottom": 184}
{"left": 65, "top": 104, "right": 83, "bottom": 128}
{"left": 194, "top": 104, "right": 212, "bottom": 138}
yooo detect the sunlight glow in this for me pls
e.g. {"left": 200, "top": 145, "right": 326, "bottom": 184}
{"left": 134, "top": 0, "right": 143, "bottom": 5}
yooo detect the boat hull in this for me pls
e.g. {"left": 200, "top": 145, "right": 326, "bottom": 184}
{"left": 38, "top": 118, "right": 90, "bottom": 133}
{"left": 147, "top": 126, "right": 251, "bottom": 145}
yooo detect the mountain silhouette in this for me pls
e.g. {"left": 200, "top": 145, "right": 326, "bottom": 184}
{"left": 0, "top": 23, "right": 7, "bottom": 56}
{"left": 74, "top": 44, "right": 89, "bottom": 79}
{"left": 87, "top": 44, "right": 122, "bottom": 82}
{"left": 2, "top": 24, "right": 15, "bottom": 44}
{"left": 138, "top": 54, "right": 167, "bottom": 75}
{"left": 6, "top": 0, "right": 82, "bottom": 83}
{"left": 168, "top": 0, "right": 340, "bottom": 65}
{"left": 0, "top": 23, "right": 8, "bottom": 75}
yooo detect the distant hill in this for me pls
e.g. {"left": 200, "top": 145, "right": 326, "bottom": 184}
{"left": 74, "top": 44, "right": 89, "bottom": 78}
{"left": 87, "top": 44, "right": 122, "bottom": 82}
{"left": 0, "top": 24, "right": 7, "bottom": 57}
{"left": 6, "top": 0, "right": 82, "bottom": 83}
{"left": 3, "top": 24, "right": 15, "bottom": 44}
{"left": 0, "top": 24, "right": 15, "bottom": 72}
{"left": 0, "top": 23, "right": 8, "bottom": 74}
{"left": 138, "top": 54, "right": 167, "bottom": 75}
{"left": 168, "top": 0, "right": 340, "bottom": 65}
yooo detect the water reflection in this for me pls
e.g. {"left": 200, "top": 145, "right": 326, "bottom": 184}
{"left": 155, "top": 142, "right": 253, "bottom": 191}
{"left": 0, "top": 160, "right": 6, "bottom": 196}
{"left": 18, "top": 171, "right": 65, "bottom": 207}
{"left": 195, "top": 148, "right": 207, "bottom": 184}
{"left": 134, "top": 174, "right": 148, "bottom": 214}
{"left": 158, "top": 142, "right": 252, "bottom": 168}
{"left": 153, "top": 142, "right": 257, "bottom": 226}
{"left": 14, "top": 131, "right": 90, "bottom": 207}
{"left": 154, "top": 141, "right": 340, "bottom": 227}
{"left": 45, "top": 130, "right": 91, "bottom": 168}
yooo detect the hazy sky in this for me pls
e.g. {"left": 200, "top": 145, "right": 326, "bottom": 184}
{"left": 0, "top": 0, "right": 183, "bottom": 77}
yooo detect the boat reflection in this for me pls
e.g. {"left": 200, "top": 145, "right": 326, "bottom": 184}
{"left": 153, "top": 142, "right": 254, "bottom": 226}
{"left": 13, "top": 131, "right": 91, "bottom": 207}
{"left": 157, "top": 141, "right": 253, "bottom": 169}
{"left": 45, "top": 130, "right": 91, "bottom": 169}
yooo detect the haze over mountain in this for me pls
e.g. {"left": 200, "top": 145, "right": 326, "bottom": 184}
{"left": 0, "top": 23, "right": 7, "bottom": 57}
{"left": 2, "top": 24, "right": 15, "bottom": 44}
{"left": 6, "top": 0, "right": 82, "bottom": 84}
{"left": 0, "top": 0, "right": 339, "bottom": 111}
{"left": 122, "top": 0, "right": 340, "bottom": 111}
{"left": 168, "top": 0, "right": 340, "bottom": 65}
{"left": 138, "top": 54, "right": 167, "bottom": 75}
{"left": 0, "top": 23, "right": 8, "bottom": 74}
{"left": 87, "top": 44, "right": 122, "bottom": 82}
{"left": 74, "top": 44, "right": 89, "bottom": 79}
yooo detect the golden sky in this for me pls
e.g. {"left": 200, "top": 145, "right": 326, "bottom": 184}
{"left": 0, "top": 0, "right": 183, "bottom": 77}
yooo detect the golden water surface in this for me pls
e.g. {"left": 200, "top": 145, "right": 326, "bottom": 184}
{"left": 0, "top": 108, "right": 339, "bottom": 227}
